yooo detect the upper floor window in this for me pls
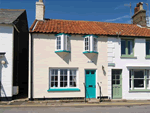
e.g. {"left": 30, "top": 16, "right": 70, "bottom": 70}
{"left": 84, "top": 35, "right": 97, "bottom": 52}
{"left": 55, "top": 33, "right": 70, "bottom": 52}
{"left": 56, "top": 36, "right": 61, "bottom": 50}
{"left": 121, "top": 39, "right": 134, "bottom": 57}
{"left": 146, "top": 40, "right": 150, "bottom": 56}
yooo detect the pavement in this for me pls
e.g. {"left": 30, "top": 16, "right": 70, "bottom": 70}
{"left": 0, "top": 99, "right": 150, "bottom": 107}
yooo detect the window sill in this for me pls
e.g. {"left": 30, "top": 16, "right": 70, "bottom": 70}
{"left": 145, "top": 56, "right": 150, "bottom": 59}
{"left": 120, "top": 56, "right": 137, "bottom": 59}
{"left": 129, "top": 89, "right": 150, "bottom": 92}
{"left": 83, "top": 51, "right": 98, "bottom": 54}
{"left": 55, "top": 50, "right": 71, "bottom": 53}
{"left": 47, "top": 88, "right": 80, "bottom": 92}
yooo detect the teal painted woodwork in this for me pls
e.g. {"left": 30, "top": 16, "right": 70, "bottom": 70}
{"left": 47, "top": 88, "right": 80, "bottom": 92}
{"left": 83, "top": 34, "right": 98, "bottom": 38}
{"left": 112, "top": 69, "right": 122, "bottom": 99}
{"left": 55, "top": 50, "right": 71, "bottom": 53}
{"left": 83, "top": 51, "right": 98, "bottom": 54}
{"left": 85, "top": 70, "right": 96, "bottom": 98}
{"left": 55, "top": 33, "right": 71, "bottom": 37}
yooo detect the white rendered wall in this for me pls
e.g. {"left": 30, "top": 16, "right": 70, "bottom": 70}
{"left": 108, "top": 37, "right": 150, "bottom": 100}
{"left": 0, "top": 25, "right": 13, "bottom": 97}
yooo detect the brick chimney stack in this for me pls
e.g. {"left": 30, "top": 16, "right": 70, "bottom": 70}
{"left": 132, "top": 2, "right": 147, "bottom": 27}
{"left": 36, "top": 0, "right": 45, "bottom": 20}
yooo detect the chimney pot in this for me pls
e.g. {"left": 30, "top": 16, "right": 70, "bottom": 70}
{"left": 132, "top": 2, "right": 147, "bottom": 27}
{"left": 39, "top": 0, "right": 43, "bottom": 2}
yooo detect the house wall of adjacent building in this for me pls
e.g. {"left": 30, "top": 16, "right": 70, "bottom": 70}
{"left": 29, "top": 33, "right": 108, "bottom": 99}
{"left": 108, "top": 37, "right": 150, "bottom": 100}
{"left": 0, "top": 24, "right": 13, "bottom": 99}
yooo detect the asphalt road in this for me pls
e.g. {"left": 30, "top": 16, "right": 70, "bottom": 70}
{"left": 0, "top": 105, "right": 150, "bottom": 113}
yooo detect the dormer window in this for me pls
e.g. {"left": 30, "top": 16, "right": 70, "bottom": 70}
{"left": 56, "top": 36, "right": 61, "bottom": 50}
{"left": 55, "top": 33, "right": 70, "bottom": 53}
{"left": 83, "top": 35, "right": 98, "bottom": 53}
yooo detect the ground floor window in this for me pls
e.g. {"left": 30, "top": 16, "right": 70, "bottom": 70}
{"left": 49, "top": 69, "right": 77, "bottom": 88}
{"left": 129, "top": 69, "right": 150, "bottom": 90}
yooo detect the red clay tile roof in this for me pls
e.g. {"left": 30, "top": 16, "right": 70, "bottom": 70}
{"left": 30, "top": 19, "right": 150, "bottom": 37}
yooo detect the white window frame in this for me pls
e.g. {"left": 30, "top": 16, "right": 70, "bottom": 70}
{"left": 55, "top": 34, "right": 70, "bottom": 51}
{"left": 93, "top": 37, "right": 97, "bottom": 52}
{"left": 84, "top": 35, "right": 98, "bottom": 52}
{"left": 84, "top": 36, "right": 90, "bottom": 51}
{"left": 56, "top": 36, "right": 62, "bottom": 50}
{"left": 129, "top": 69, "right": 149, "bottom": 90}
{"left": 49, "top": 68, "right": 78, "bottom": 89}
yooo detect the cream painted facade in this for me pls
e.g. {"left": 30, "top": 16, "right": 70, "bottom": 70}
{"left": 29, "top": 33, "right": 108, "bottom": 99}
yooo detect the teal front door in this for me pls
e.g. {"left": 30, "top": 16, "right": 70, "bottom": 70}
{"left": 85, "top": 70, "right": 96, "bottom": 98}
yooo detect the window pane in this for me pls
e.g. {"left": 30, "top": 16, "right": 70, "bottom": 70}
{"left": 73, "top": 82, "right": 76, "bottom": 87}
{"left": 86, "top": 71, "right": 90, "bottom": 74}
{"left": 51, "top": 76, "right": 54, "bottom": 81}
{"left": 116, "top": 75, "right": 120, "bottom": 79}
{"left": 60, "top": 76, "right": 63, "bottom": 81}
{"left": 112, "top": 75, "right": 115, "bottom": 80}
{"left": 64, "top": 82, "right": 67, "bottom": 87}
{"left": 116, "top": 80, "right": 120, "bottom": 84}
{"left": 129, "top": 70, "right": 132, "bottom": 79}
{"left": 70, "top": 76, "right": 72, "bottom": 81}
{"left": 94, "top": 38, "right": 97, "bottom": 51}
{"left": 73, "top": 76, "right": 76, "bottom": 82}
{"left": 112, "top": 80, "right": 115, "bottom": 84}
{"left": 51, "top": 82, "right": 54, "bottom": 87}
{"left": 134, "top": 79, "right": 144, "bottom": 87}
{"left": 91, "top": 71, "right": 95, "bottom": 74}
{"left": 147, "top": 79, "right": 150, "bottom": 89}
{"left": 121, "top": 40, "right": 126, "bottom": 55}
{"left": 55, "top": 82, "right": 58, "bottom": 87}
{"left": 146, "top": 41, "right": 150, "bottom": 55}
{"left": 60, "top": 82, "right": 63, "bottom": 87}
{"left": 64, "top": 69, "right": 67, "bottom": 76}
{"left": 147, "top": 70, "right": 150, "bottom": 79}
{"left": 134, "top": 70, "right": 144, "bottom": 78}
{"left": 64, "top": 76, "right": 67, "bottom": 81}
{"left": 129, "top": 79, "right": 131, "bottom": 88}
{"left": 55, "top": 76, "right": 58, "bottom": 81}
{"left": 57, "top": 36, "right": 61, "bottom": 50}
{"left": 128, "top": 40, "right": 133, "bottom": 55}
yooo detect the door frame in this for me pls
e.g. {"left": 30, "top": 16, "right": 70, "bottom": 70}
{"left": 111, "top": 69, "right": 122, "bottom": 99}
{"left": 85, "top": 69, "right": 97, "bottom": 99}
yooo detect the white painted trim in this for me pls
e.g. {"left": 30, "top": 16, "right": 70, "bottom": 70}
{"left": 62, "top": 34, "right": 65, "bottom": 50}
{"left": 32, "top": 21, "right": 39, "bottom": 31}
{"left": 49, "top": 68, "right": 78, "bottom": 89}
{"left": 96, "top": 69, "right": 97, "bottom": 99}
{"left": 67, "top": 69, "right": 69, "bottom": 87}
{"left": 11, "top": 26, "right": 14, "bottom": 96}
{"left": 90, "top": 36, "right": 93, "bottom": 51}
{"left": 58, "top": 69, "right": 60, "bottom": 88}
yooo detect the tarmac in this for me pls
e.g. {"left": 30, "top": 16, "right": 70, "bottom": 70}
{"left": 0, "top": 98, "right": 150, "bottom": 107}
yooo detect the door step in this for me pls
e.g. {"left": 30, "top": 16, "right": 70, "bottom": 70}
{"left": 88, "top": 99, "right": 100, "bottom": 103}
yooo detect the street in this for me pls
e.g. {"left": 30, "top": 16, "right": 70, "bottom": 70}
{"left": 0, "top": 105, "right": 150, "bottom": 113}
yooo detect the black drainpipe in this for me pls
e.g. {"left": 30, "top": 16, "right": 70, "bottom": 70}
{"left": 30, "top": 32, "right": 33, "bottom": 101}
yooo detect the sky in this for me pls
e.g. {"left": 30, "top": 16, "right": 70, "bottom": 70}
{"left": 1, "top": 0, "right": 150, "bottom": 28}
